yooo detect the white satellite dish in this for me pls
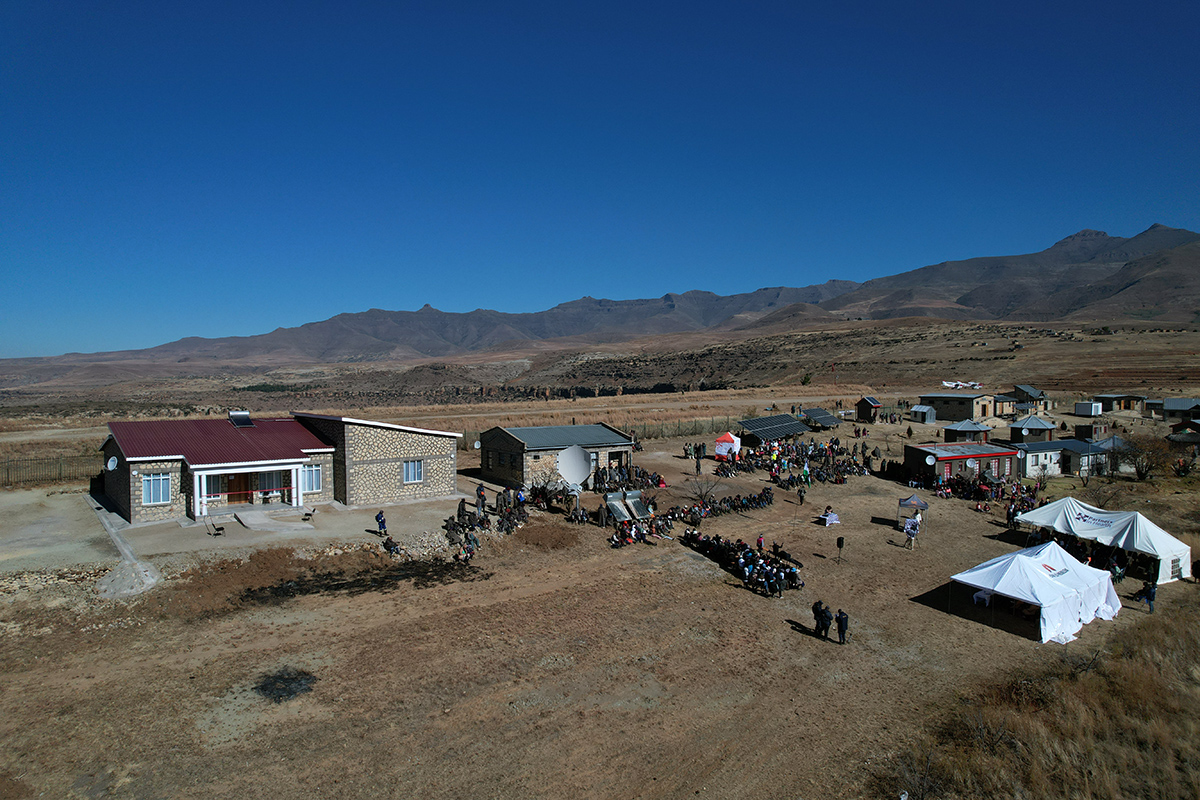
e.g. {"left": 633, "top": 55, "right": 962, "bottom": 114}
{"left": 966, "top": 458, "right": 978, "bottom": 469}
{"left": 1016, "top": 450, "right": 1026, "bottom": 460}
{"left": 557, "top": 444, "right": 591, "bottom": 485}
{"left": 106, "top": 456, "right": 118, "bottom": 471}
{"left": 1021, "top": 429, "right": 1030, "bottom": 437}
{"left": 925, "top": 455, "right": 936, "bottom": 465}
{"left": 473, "top": 440, "right": 481, "bottom": 449}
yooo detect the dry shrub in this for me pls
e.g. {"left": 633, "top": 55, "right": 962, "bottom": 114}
{"left": 880, "top": 588, "right": 1200, "bottom": 799}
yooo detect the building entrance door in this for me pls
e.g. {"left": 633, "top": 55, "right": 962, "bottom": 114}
{"left": 227, "top": 474, "right": 250, "bottom": 504}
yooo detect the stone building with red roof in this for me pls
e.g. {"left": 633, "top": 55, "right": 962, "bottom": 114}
{"left": 101, "top": 411, "right": 460, "bottom": 523}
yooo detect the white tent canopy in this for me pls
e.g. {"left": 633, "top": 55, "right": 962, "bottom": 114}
{"left": 1016, "top": 497, "right": 1192, "bottom": 584}
{"left": 952, "top": 541, "right": 1121, "bottom": 643}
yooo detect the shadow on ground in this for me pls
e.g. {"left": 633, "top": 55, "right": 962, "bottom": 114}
{"left": 911, "top": 581, "right": 1041, "bottom": 642}
{"left": 240, "top": 561, "right": 494, "bottom": 605}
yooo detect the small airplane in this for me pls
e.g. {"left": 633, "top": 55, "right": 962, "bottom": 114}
{"left": 941, "top": 380, "right": 983, "bottom": 389}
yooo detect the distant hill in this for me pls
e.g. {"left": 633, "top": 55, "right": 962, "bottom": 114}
{"left": 819, "top": 224, "right": 1200, "bottom": 321}
{"left": 4, "top": 223, "right": 1199, "bottom": 382}
{"left": 39, "top": 282, "right": 861, "bottom": 366}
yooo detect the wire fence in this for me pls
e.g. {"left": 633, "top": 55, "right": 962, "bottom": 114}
{"left": 1, "top": 455, "right": 101, "bottom": 487}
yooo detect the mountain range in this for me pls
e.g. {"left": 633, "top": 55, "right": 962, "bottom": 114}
{"left": 8, "top": 224, "right": 1200, "bottom": 372}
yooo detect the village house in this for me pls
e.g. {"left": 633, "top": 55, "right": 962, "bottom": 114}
{"left": 903, "top": 442, "right": 1019, "bottom": 483}
{"left": 1011, "top": 385, "right": 1052, "bottom": 412}
{"left": 1094, "top": 394, "right": 1147, "bottom": 413}
{"left": 917, "top": 393, "right": 1010, "bottom": 422}
{"left": 479, "top": 423, "right": 634, "bottom": 489}
{"left": 100, "top": 411, "right": 460, "bottom": 524}
{"left": 1008, "top": 415, "right": 1057, "bottom": 444}
{"left": 1160, "top": 398, "right": 1200, "bottom": 423}
{"left": 942, "top": 420, "right": 991, "bottom": 443}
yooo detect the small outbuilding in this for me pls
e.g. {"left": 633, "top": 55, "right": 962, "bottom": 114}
{"left": 479, "top": 423, "right": 633, "bottom": 489}
{"left": 909, "top": 405, "right": 936, "bottom": 424}
{"left": 856, "top": 396, "right": 882, "bottom": 423}
{"left": 1094, "top": 394, "right": 1147, "bottom": 413}
{"left": 1009, "top": 415, "right": 1057, "bottom": 444}
{"left": 1012, "top": 385, "right": 1052, "bottom": 412}
{"left": 942, "top": 419, "right": 991, "bottom": 443}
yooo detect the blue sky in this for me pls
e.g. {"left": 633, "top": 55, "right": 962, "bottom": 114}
{"left": 3, "top": 1, "right": 1198, "bottom": 357}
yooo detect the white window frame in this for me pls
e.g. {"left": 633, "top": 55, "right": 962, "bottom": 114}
{"left": 300, "top": 464, "right": 322, "bottom": 493}
{"left": 259, "top": 471, "right": 284, "bottom": 491}
{"left": 204, "top": 475, "right": 222, "bottom": 501}
{"left": 142, "top": 472, "right": 171, "bottom": 505}
{"left": 403, "top": 460, "right": 423, "bottom": 484}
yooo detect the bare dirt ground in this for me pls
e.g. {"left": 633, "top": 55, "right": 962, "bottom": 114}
{"left": 2, "top": 420, "right": 1196, "bottom": 799}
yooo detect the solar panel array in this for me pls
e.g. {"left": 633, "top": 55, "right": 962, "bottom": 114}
{"left": 737, "top": 414, "right": 812, "bottom": 440}
{"left": 802, "top": 408, "right": 841, "bottom": 428}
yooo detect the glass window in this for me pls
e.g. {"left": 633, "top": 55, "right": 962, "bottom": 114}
{"left": 300, "top": 464, "right": 322, "bottom": 493}
{"left": 260, "top": 471, "right": 283, "bottom": 491}
{"left": 142, "top": 472, "right": 170, "bottom": 505}
{"left": 403, "top": 460, "right": 423, "bottom": 484}
{"left": 204, "top": 475, "right": 222, "bottom": 500}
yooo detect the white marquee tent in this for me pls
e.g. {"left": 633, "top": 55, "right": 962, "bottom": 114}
{"left": 951, "top": 541, "right": 1121, "bottom": 643}
{"left": 1016, "top": 497, "right": 1192, "bottom": 584}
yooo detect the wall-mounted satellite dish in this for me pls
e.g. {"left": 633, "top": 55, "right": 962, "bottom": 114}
{"left": 966, "top": 458, "right": 978, "bottom": 469}
{"left": 473, "top": 440, "right": 481, "bottom": 449}
{"left": 925, "top": 455, "right": 936, "bottom": 465}
{"left": 106, "top": 456, "right": 118, "bottom": 471}
{"left": 1016, "top": 450, "right": 1026, "bottom": 460}
{"left": 1021, "top": 429, "right": 1030, "bottom": 437}
{"left": 558, "top": 444, "right": 591, "bottom": 485}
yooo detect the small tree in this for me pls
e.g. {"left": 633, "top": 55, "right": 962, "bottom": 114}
{"left": 1120, "top": 433, "right": 1172, "bottom": 480}
{"left": 683, "top": 475, "right": 725, "bottom": 506}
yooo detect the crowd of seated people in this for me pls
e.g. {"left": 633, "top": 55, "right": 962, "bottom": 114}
{"left": 656, "top": 487, "right": 774, "bottom": 524}
{"left": 592, "top": 465, "right": 666, "bottom": 494}
{"left": 609, "top": 515, "right": 675, "bottom": 547}
{"left": 681, "top": 529, "right": 804, "bottom": 597}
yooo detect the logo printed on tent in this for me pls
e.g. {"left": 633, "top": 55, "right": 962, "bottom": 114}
{"left": 1072, "top": 511, "right": 1115, "bottom": 528}
{"left": 1042, "top": 564, "right": 1070, "bottom": 578}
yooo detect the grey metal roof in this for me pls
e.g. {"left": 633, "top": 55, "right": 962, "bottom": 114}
{"left": 738, "top": 414, "right": 812, "bottom": 439}
{"left": 993, "top": 394, "right": 1018, "bottom": 403}
{"left": 503, "top": 424, "right": 632, "bottom": 451}
{"left": 803, "top": 408, "right": 841, "bottom": 427}
{"left": 1163, "top": 398, "right": 1200, "bottom": 411}
{"left": 861, "top": 396, "right": 881, "bottom": 407}
{"left": 943, "top": 420, "right": 992, "bottom": 432}
{"left": 1014, "top": 385, "right": 1046, "bottom": 399}
{"left": 919, "top": 392, "right": 986, "bottom": 399}
{"left": 1013, "top": 441, "right": 1067, "bottom": 454}
{"left": 1094, "top": 394, "right": 1147, "bottom": 400}
{"left": 1057, "top": 439, "right": 1108, "bottom": 456}
{"left": 911, "top": 405, "right": 935, "bottom": 413}
{"left": 1012, "top": 415, "right": 1056, "bottom": 430}
{"left": 908, "top": 443, "right": 1019, "bottom": 458}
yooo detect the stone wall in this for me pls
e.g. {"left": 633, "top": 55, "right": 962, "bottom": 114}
{"left": 127, "top": 458, "right": 186, "bottom": 523}
{"left": 344, "top": 423, "right": 458, "bottom": 505}
{"left": 297, "top": 417, "right": 348, "bottom": 504}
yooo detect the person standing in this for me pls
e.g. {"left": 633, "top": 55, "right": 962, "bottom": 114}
{"left": 695, "top": 456, "right": 702, "bottom": 475}
{"left": 835, "top": 609, "right": 849, "bottom": 644}
{"left": 812, "top": 600, "right": 825, "bottom": 633}
{"left": 375, "top": 510, "right": 387, "bottom": 536}
{"left": 820, "top": 605, "right": 834, "bottom": 639}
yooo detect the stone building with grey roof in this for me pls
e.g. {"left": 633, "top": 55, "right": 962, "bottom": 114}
{"left": 479, "top": 423, "right": 634, "bottom": 489}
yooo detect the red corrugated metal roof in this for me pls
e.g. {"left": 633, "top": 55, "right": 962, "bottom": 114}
{"left": 108, "top": 418, "right": 333, "bottom": 467}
